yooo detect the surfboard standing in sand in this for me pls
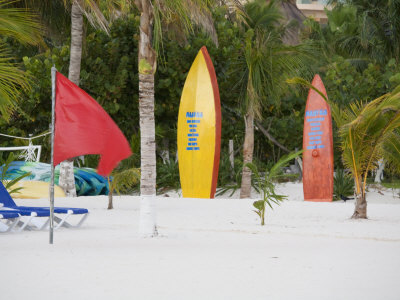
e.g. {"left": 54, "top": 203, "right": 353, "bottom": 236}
{"left": 177, "top": 46, "right": 221, "bottom": 198}
{"left": 302, "top": 74, "right": 334, "bottom": 202}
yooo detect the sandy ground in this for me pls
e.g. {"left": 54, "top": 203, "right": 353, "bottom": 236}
{"left": 2, "top": 182, "right": 400, "bottom": 300}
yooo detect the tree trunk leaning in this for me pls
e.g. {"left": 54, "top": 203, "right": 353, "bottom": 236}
{"left": 255, "top": 120, "right": 290, "bottom": 153}
{"left": 240, "top": 112, "right": 255, "bottom": 198}
{"left": 59, "top": 0, "right": 83, "bottom": 197}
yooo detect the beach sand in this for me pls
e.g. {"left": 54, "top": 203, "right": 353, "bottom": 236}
{"left": 2, "top": 182, "right": 400, "bottom": 300}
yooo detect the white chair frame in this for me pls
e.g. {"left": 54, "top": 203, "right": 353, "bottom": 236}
{"left": 0, "top": 145, "right": 42, "bottom": 162}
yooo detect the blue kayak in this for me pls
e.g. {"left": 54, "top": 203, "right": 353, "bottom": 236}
{"left": 2, "top": 161, "right": 109, "bottom": 196}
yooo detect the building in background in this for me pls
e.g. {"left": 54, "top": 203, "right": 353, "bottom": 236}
{"left": 296, "top": 0, "right": 331, "bottom": 23}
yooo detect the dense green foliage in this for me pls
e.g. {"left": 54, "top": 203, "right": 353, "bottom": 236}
{"left": 1, "top": 1, "right": 400, "bottom": 192}
{"left": 0, "top": 0, "right": 42, "bottom": 121}
{"left": 333, "top": 169, "right": 354, "bottom": 201}
{"left": 324, "top": 57, "right": 400, "bottom": 107}
{"left": 326, "top": 0, "right": 400, "bottom": 64}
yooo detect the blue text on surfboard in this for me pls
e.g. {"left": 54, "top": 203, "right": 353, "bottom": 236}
{"left": 186, "top": 112, "right": 203, "bottom": 118}
{"left": 305, "top": 109, "right": 328, "bottom": 151}
{"left": 306, "top": 109, "right": 327, "bottom": 117}
{"left": 185, "top": 111, "right": 203, "bottom": 151}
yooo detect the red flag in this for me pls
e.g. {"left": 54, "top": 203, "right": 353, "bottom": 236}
{"left": 54, "top": 72, "right": 132, "bottom": 176}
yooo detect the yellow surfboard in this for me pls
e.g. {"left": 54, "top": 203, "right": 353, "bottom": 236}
{"left": 177, "top": 46, "right": 221, "bottom": 198}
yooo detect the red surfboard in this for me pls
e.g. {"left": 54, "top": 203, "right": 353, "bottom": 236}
{"left": 302, "top": 74, "right": 334, "bottom": 202}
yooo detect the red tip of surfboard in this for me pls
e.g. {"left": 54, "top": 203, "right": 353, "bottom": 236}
{"left": 200, "top": 46, "right": 209, "bottom": 58}
{"left": 310, "top": 74, "right": 327, "bottom": 100}
{"left": 312, "top": 74, "right": 322, "bottom": 83}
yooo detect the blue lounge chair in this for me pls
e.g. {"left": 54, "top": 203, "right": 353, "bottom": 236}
{"left": 14, "top": 208, "right": 51, "bottom": 231}
{"left": 0, "top": 203, "right": 51, "bottom": 232}
{"left": 0, "top": 181, "right": 89, "bottom": 230}
{"left": 0, "top": 210, "right": 20, "bottom": 232}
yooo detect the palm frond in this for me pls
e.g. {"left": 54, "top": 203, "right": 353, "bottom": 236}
{"left": 241, "top": 36, "right": 315, "bottom": 116}
{"left": 110, "top": 167, "right": 140, "bottom": 195}
{"left": 382, "top": 129, "right": 400, "bottom": 174}
{"left": 0, "top": 44, "right": 32, "bottom": 121}
{"left": 62, "top": 0, "right": 109, "bottom": 33}
{"left": 334, "top": 84, "right": 400, "bottom": 194}
{"left": 152, "top": 0, "right": 218, "bottom": 55}
{"left": 286, "top": 77, "right": 328, "bottom": 102}
{"left": 268, "top": 150, "right": 303, "bottom": 179}
{"left": 185, "top": 0, "right": 218, "bottom": 46}
{"left": 0, "top": 0, "right": 42, "bottom": 45}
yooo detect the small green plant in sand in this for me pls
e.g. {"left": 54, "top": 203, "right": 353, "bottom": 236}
{"left": 247, "top": 150, "right": 302, "bottom": 225}
{"left": 0, "top": 153, "right": 31, "bottom": 195}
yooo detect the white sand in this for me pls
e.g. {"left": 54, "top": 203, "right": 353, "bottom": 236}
{"left": 2, "top": 182, "right": 400, "bottom": 300}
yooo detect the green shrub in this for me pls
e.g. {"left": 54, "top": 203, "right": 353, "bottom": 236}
{"left": 156, "top": 159, "right": 180, "bottom": 193}
{"left": 333, "top": 169, "right": 354, "bottom": 200}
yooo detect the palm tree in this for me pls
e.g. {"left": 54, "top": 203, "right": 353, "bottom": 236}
{"left": 19, "top": 1, "right": 118, "bottom": 196}
{"left": 16, "top": 0, "right": 113, "bottom": 196}
{"left": 234, "top": 0, "right": 313, "bottom": 198}
{"left": 326, "top": 0, "right": 400, "bottom": 65}
{"left": 331, "top": 86, "right": 400, "bottom": 218}
{"left": 51, "top": 0, "right": 108, "bottom": 197}
{"left": 276, "top": 0, "right": 305, "bottom": 45}
{"left": 112, "top": 0, "right": 217, "bottom": 236}
{"left": 0, "top": 0, "right": 41, "bottom": 120}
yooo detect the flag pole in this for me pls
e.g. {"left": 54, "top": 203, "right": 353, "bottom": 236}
{"left": 49, "top": 66, "right": 56, "bottom": 244}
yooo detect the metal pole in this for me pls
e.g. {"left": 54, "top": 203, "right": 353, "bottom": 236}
{"left": 49, "top": 66, "right": 56, "bottom": 244}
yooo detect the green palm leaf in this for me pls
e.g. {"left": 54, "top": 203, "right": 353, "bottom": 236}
{"left": 0, "top": 0, "right": 42, "bottom": 44}
{"left": 0, "top": 0, "right": 42, "bottom": 121}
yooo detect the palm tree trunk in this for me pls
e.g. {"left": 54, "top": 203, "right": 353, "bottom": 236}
{"left": 352, "top": 190, "right": 367, "bottom": 219}
{"left": 58, "top": 0, "right": 83, "bottom": 197}
{"left": 240, "top": 111, "right": 254, "bottom": 198}
{"left": 108, "top": 189, "right": 113, "bottom": 209}
{"left": 68, "top": 0, "right": 83, "bottom": 85}
{"left": 139, "top": 73, "right": 156, "bottom": 195}
{"left": 137, "top": 0, "right": 157, "bottom": 237}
